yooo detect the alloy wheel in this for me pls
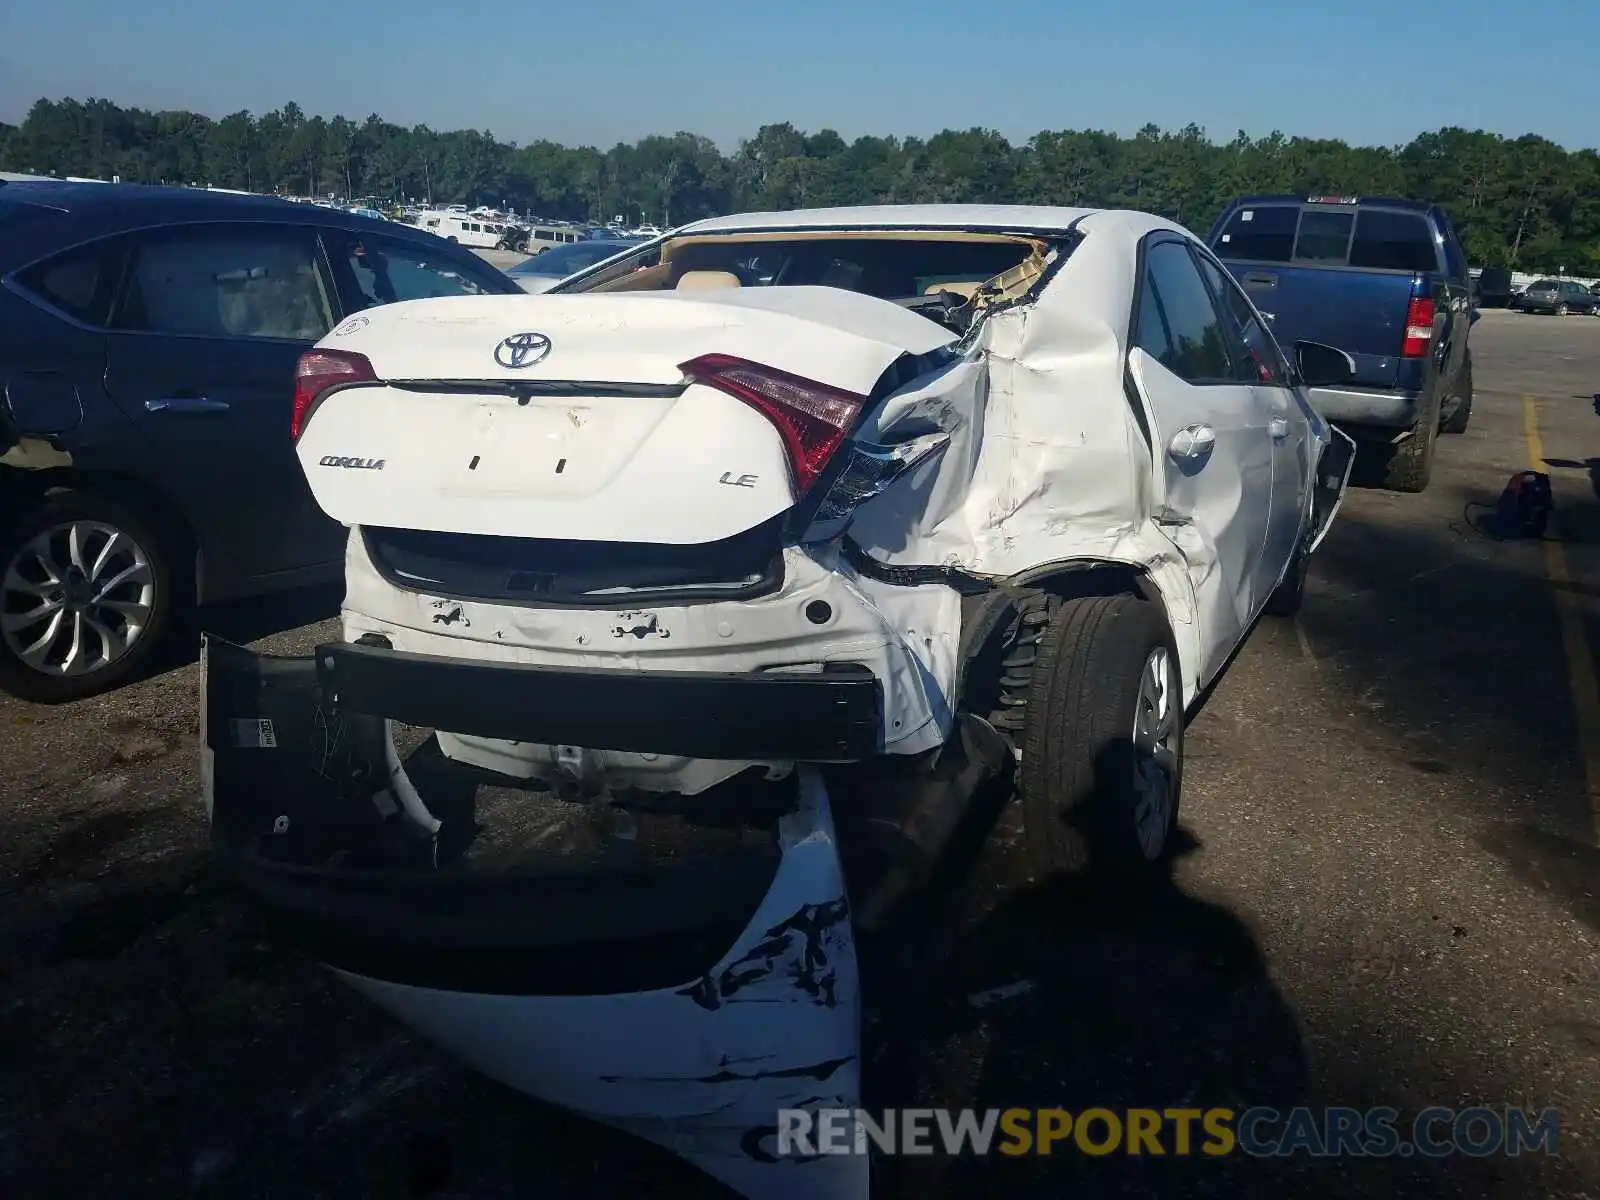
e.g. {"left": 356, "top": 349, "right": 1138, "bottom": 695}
{"left": 1130, "top": 645, "right": 1179, "bottom": 860}
{"left": 2, "top": 519, "right": 157, "bottom": 678}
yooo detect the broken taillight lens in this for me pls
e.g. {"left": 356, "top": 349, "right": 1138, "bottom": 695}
{"left": 292, "top": 348, "right": 376, "bottom": 439}
{"left": 801, "top": 432, "right": 951, "bottom": 543}
{"left": 678, "top": 353, "right": 866, "bottom": 495}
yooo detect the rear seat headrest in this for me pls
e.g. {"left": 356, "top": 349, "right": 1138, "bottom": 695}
{"left": 676, "top": 269, "right": 743, "bottom": 291}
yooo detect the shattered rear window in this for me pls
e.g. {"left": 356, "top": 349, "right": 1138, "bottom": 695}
{"left": 561, "top": 234, "right": 1041, "bottom": 303}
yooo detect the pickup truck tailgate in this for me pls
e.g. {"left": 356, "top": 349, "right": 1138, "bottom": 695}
{"left": 1227, "top": 263, "right": 1418, "bottom": 391}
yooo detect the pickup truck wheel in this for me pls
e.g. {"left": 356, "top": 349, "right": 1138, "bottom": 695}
{"left": 1441, "top": 356, "right": 1474, "bottom": 435}
{"left": 1018, "top": 593, "right": 1182, "bottom": 884}
{"left": 0, "top": 489, "right": 180, "bottom": 703}
{"left": 1379, "top": 393, "right": 1439, "bottom": 493}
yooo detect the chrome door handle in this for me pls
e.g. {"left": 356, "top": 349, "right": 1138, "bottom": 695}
{"left": 145, "top": 397, "right": 231, "bottom": 414}
{"left": 1270, "top": 417, "right": 1290, "bottom": 440}
{"left": 1167, "top": 423, "right": 1217, "bottom": 464}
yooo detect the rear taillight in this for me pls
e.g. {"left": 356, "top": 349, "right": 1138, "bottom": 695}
{"left": 292, "top": 348, "right": 376, "bottom": 439}
{"left": 679, "top": 354, "right": 866, "bottom": 495}
{"left": 1401, "top": 297, "right": 1435, "bottom": 358}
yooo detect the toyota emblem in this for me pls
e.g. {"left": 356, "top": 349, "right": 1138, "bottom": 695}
{"left": 495, "top": 332, "right": 552, "bottom": 369}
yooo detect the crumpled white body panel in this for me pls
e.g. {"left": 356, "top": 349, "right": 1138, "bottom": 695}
{"left": 341, "top": 533, "right": 959, "bottom": 794}
{"left": 845, "top": 212, "right": 1247, "bottom": 703}
{"left": 336, "top": 768, "right": 866, "bottom": 1200}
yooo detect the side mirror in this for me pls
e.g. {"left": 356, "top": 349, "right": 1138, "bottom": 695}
{"left": 1294, "top": 340, "right": 1356, "bottom": 389}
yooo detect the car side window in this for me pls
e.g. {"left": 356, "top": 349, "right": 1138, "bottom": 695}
{"left": 111, "top": 225, "right": 334, "bottom": 341}
{"left": 10, "top": 236, "right": 129, "bottom": 327}
{"left": 326, "top": 230, "right": 505, "bottom": 311}
{"left": 1135, "top": 239, "right": 1235, "bottom": 384}
{"left": 1192, "top": 249, "right": 1290, "bottom": 387}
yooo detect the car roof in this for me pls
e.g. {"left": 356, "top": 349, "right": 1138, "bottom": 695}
{"left": 677, "top": 203, "right": 1179, "bottom": 238}
{"left": 0, "top": 181, "right": 465, "bottom": 265}
{"left": 0, "top": 180, "right": 311, "bottom": 217}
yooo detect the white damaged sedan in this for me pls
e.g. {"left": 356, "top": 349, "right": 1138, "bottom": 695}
{"left": 202, "top": 205, "right": 1355, "bottom": 1198}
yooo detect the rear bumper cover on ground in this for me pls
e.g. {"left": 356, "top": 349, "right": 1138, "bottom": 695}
{"left": 200, "top": 634, "right": 868, "bottom": 1199}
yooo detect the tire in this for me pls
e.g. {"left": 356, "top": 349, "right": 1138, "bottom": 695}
{"left": 1262, "top": 548, "right": 1308, "bottom": 618}
{"left": 1379, "top": 389, "right": 1439, "bottom": 493}
{"left": 1556, "top": 303, "right": 1570, "bottom": 316}
{"left": 1441, "top": 354, "right": 1474, "bottom": 435}
{"left": 1018, "top": 593, "right": 1182, "bottom": 882}
{"left": 0, "top": 489, "right": 181, "bottom": 703}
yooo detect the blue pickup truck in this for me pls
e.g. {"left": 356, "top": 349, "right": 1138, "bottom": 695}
{"left": 1205, "top": 195, "right": 1476, "bottom": 493}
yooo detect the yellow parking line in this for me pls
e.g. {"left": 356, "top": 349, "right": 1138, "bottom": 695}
{"left": 1522, "top": 394, "right": 1600, "bottom": 840}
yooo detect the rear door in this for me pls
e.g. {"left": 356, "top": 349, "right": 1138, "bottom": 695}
{"left": 1426, "top": 208, "right": 1471, "bottom": 388}
{"left": 1193, "top": 246, "right": 1312, "bottom": 587}
{"left": 1126, "top": 235, "right": 1275, "bottom": 683}
{"left": 2, "top": 233, "right": 128, "bottom": 452}
{"left": 101, "top": 221, "right": 345, "bottom": 584}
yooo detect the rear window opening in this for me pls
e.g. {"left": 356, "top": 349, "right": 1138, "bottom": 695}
{"left": 553, "top": 228, "right": 1062, "bottom": 332}
{"left": 1215, "top": 204, "right": 1438, "bottom": 272}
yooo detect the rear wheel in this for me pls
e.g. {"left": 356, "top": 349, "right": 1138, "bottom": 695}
{"left": 0, "top": 489, "right": 181, "bottom": 703}
{"left": 1018, "top": 594, "right": 1182, "bottom": 883}
{"left": 1378, "top": 391, "right": 1439, "bottom": 493}
{"left": 1441, "top": 355, "right": 1474, "bottom": 435}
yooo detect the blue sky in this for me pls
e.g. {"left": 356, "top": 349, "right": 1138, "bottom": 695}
{"left": 0, "top": 0, "right": 1592, "bottom": 151}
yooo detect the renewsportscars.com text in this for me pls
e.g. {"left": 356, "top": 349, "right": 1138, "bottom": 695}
{"left": 774, "top": 1106, "right": 1560, "bottom": 1158}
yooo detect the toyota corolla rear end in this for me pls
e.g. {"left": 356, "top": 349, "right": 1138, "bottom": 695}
{"left": 200, "top": 286, "right": 1003, "bottom": 1200}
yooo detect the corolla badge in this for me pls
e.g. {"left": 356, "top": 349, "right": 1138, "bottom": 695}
{"left": 495, "top": 331, "right": 552, "bottom": 369}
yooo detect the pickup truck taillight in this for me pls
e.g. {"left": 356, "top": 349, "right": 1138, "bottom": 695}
{"left": 292, "top": 349, "right": 376, "bottom": 439}
{"left": 679, "top": 353, "right": 866, "bottom": 495}
{"left": 1401, "top": 297, "right": 1436, "bottom": 358}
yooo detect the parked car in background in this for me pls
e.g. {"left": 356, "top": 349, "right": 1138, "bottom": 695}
{"left": 1206, "top": 195, "right": 1476, "bottom": 493}
{"left": 504, "top": 237, "right": 648, "bottom": 293}
{"left": 204, "top": 202, "right": 1355, "bottom": 1200}
{"left": 1512, "top": 278, "right": 1600, "bottom": 316}
{"left": 1474, "top": 266, "right": 1513, "bottom": 308}
{"left": 0, "top": 180, "right": 522, "bottom": 702}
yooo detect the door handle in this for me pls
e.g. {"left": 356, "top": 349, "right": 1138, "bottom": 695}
{"left": 1269, "top": 417, "right": 1290, "bottom": 440}
{"left": 1167, "top": 423, "right": 1217, "bottom": 465}
{"left": 145, "top": 397, "right": 231, "bottom": 414}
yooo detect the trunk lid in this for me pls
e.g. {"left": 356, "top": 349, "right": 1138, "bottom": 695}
{"left": 297, "top": 289, "right": 955, "bottom": 544}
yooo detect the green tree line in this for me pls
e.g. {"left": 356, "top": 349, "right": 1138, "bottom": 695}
{"left": 3, "top": 97, "right": 1598, "bottom": 272}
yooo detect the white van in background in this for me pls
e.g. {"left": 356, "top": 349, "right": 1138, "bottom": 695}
{"left": 415, "top": 209, "right": 506, "bottom": 248}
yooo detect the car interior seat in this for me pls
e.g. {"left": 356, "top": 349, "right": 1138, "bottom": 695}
{"left": 675, "top": 269, "right": 743, "bottom": 291}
